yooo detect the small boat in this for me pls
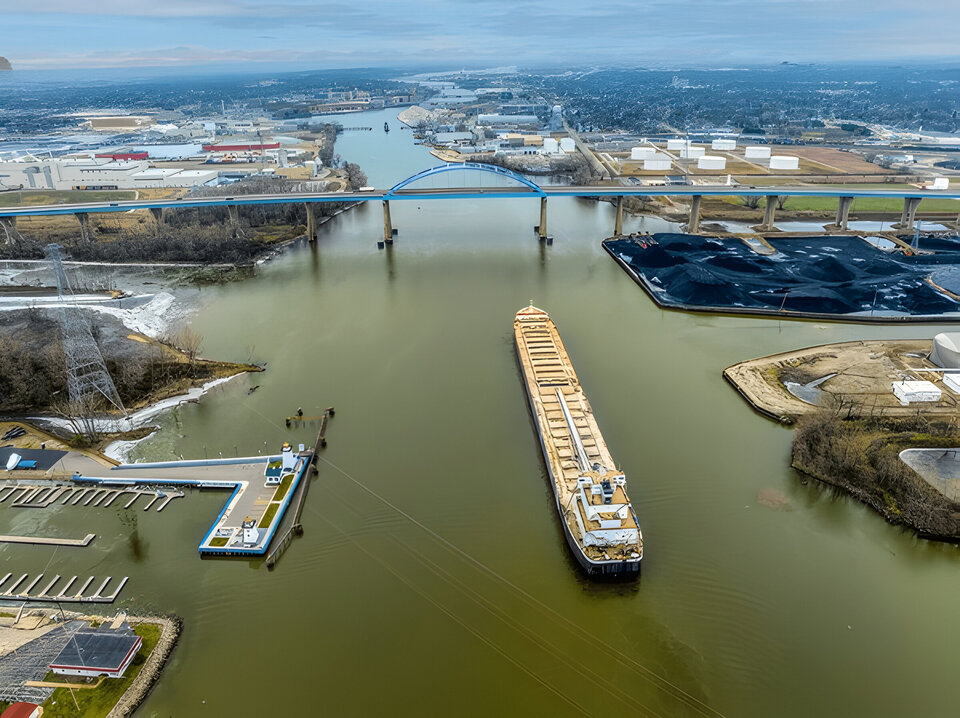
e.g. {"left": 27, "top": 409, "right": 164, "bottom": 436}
{"left": 384, "top": 122, "right": 390, "bottom": 132}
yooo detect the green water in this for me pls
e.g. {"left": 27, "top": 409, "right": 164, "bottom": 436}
{"left": 3, "top": 109, "right": 959, "bottom": 717}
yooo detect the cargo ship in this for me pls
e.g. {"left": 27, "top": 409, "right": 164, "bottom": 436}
{"left": 514, "top": 305, "right": 642, "bottom": 577}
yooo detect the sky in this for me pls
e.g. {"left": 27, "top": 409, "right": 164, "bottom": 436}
{"left": 1, "top": 0, "right": 958, "bottom": 70}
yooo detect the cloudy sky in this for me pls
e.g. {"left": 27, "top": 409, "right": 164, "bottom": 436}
{"left": 2, "top": 0, "right": 957, "bottom": 70}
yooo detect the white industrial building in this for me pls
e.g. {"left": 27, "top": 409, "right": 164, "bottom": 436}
{"left": 679, "top": 145, "right": 705, "bottom": 159}
{"left": 892, "top": 381, "right": 942, "bottom": 406}
{"left": 477, "top": 114, "right": 539, "bottom": 127}
{"left": 745, "top": 145, "right": 771, "bottom": 159}
{"left": 643, "top": 154, "right": 672, "bottom": 171}
{"left": 712, "top": 139, "right": 737, "bottom": 151}
{"left": 769, "top": 155, "right": 800, "bottom": 170}
{"left": 559, "top": 137, "right": 575, "bottom": 152}
{"left": 0, "top": 156, "right": 219, "bottom": 190}
{"left": 631, "top": 147, "right": 656, "bottom": 160}
{"left": 542, "top": 137, "right": 561, "bottom": 155}
{"left": 697, "top": 155, "right": 727, "bottom": 170}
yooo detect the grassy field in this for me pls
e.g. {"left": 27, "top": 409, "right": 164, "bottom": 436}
{"left": 41, "top": 623, "right": 161, "bottom": 718}
{"left": 0, "top": 190, "right": 137, "bottom": 207}
{"left": 258, "top": 502, "right": 280, "bottom": 528}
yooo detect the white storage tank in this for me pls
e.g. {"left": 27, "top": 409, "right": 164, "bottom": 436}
{"left": 643, "top": 155, "right": 672, "bottom": 171}
{"left": 666, "top": 139, "right": 687, "bottom": 151}
{"left": 630, "top": 146, "right": 655, "bottom": 160}
{"left": 697, "top": 155, "right": 727, "bottom": 170}
{"left": 769, "top": 155, "right": 799, "bottom": 170}
{"left": 559, "top": 137, "right": 575, "bottom": 152}
{"left": 712, "top": 138, "right": 736, "bottom": 151}
{"left": 679, "top": 146, "right": 705, "bottom": 159}
{"left": 745, "top": 145, "right": 771, "bottom": 159}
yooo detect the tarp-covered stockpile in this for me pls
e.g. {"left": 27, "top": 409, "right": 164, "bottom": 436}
{"left": 606, "top": 234, "right": 960, "bottom": 318}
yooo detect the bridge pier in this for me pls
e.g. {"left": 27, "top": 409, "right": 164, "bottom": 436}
{"left": 305, "top": 203, "right": 317, "bottom": 242}
{"left": 0, "top": 217, "right": 23, "bottom": 246}
{"left": 381, "top": 200, "right": 394, "bottom": 248}
{"left": 834, "top": 196, "right": 853, "bottom": 231}
{"left": 75, "top": 213, "right": 92, "bottom": 243}
{"left": 759, "top": 196, "right": 779, "bottom": 231}
{"left": 538, "top": 197, "right": 548, "bottom": 241}
{"left": 687, "top": 194, "right": 702, "bottom": 234}
{"left": 227, "top": 205, "right": 242, "bottom": 238}
{"left": 614, "top": 196, "right": 624, "bottom": 237}
{"left": 149, "top": 207, "right": 163, "bottom": 234}
{"left": 896, "top": 197, "right": 922, "bottom": 230}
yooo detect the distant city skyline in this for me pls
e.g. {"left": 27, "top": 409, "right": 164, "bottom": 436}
{"left": 2, "top": 0, "right": 959, "bottom": 70}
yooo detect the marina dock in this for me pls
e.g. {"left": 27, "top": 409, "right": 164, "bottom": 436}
{"left": 0, "top": 573, "right": 128, "bottom": 603}
{"left": 0, "top": 534, "right": 95, "bottom": 547}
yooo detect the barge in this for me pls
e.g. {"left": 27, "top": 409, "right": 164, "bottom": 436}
{"left": 514, "top": 305, "right": 642, "bottom": 577}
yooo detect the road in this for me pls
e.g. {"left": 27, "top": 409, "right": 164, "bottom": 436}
{"left": 0, "top": 185, "right": 957, "bottom": 218}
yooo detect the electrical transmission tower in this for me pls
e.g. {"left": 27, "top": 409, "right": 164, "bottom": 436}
{"left": 45, "top": 244, "right": 126, "bottom": 423}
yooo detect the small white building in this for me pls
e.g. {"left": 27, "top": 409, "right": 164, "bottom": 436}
{"left": 745, "top": 145, "right": 771, "bottom": 159}
{"left": 697, "top": 155, "right": 727, "bottom": 170}
{"left": 712, "top": 138, "right": 737, "bottom": 151}
{"left": 769, "top": 155, "right": 800, "bottom": 170}
{"left": 630, "top": 146, "right": 656, "bottom": 160}
{"left": 892, "top": 380, "right": 942, "bottom": 405}
{"left": 542, "top": 137, "right": 561, "bottom": 155}
{"left": 280, "top": 442, "right": 297, "bottom": 472}
{"left": 643, "top": 155, "right": 672, "bottom": 171}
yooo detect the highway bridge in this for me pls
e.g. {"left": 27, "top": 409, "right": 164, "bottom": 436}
{"left": 1, "top": 162, "right": 957, "bottom": 243}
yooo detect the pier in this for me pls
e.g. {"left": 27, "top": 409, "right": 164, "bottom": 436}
{"left": 0, "top": 573, "right": 128, "bottom": 603}
{"left": 0, "top": 534, "right": 95, "bottom": 547}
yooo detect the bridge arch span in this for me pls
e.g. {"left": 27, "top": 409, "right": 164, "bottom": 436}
{"left": 385, "top": 162, "right": 545, "bottom": 197}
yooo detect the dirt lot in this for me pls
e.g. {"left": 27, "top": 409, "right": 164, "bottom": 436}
{"left": 724, "top": 339, "right": 956, "bottom": 421}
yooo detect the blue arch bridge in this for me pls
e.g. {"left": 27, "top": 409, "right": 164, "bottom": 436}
{"left": 0, "top": 162, "right": 957, "bottom": 245}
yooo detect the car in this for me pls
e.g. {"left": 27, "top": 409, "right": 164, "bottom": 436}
{"left": 109, "top": 202, "right": 119, "bottom": 207}
{"left": 358, "top": 186, "right": 376, "bottom": 192}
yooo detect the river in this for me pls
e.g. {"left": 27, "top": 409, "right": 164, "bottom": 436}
{"left": 3, "top": 107, "right": 959, "bottom": 717}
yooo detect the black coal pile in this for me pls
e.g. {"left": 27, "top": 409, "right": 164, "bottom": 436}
{"left": 607, "top": 233, "right": 960, "bottom": 318}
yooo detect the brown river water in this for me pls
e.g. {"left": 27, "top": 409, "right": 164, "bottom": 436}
{"left": 2, "top": 108, "right": 958, "bottom": 717}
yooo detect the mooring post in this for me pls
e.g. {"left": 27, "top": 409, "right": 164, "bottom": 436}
{"left": 305, "top": 203, "right": 317, "bottom": 242}
{"left": 539, "top": 197, "right": 548, "bottom": 240}
{"left": 383, "top": 200, "right": 393, "bottom": 245}
{"left": 688, "top": 194, "right": 702, "bottom": 234}
{"left": 761, "top": 195, "right": 778, "bottom": 230}
{"left": 75, "top": 213, "right": 91, "bottom": 243}
{"left": 614, "top": 196, "right": 624, "bottom": 237}
{"left": 835, "top": 196, "right": 853, "bottom": 231}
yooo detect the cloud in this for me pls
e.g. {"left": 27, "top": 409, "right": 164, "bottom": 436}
{"left": 3, "top": 0, "right": 960, "bottom": 68}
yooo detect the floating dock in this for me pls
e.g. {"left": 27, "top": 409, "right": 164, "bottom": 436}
{"left": 75, "top": 442, "right": 315, "bottom": 557}
{"left": 0, "top": 534, "right": 95, "bottom": 547}
{"left": 0, "top": 573, "right": 127, "bottom": 603}
{"left": 514, "top": 305, "right": 642, "bottom": 577}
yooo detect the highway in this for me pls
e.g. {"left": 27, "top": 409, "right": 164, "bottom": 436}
{"left": 1, "top": 184, "right": 958, "bottom": 218}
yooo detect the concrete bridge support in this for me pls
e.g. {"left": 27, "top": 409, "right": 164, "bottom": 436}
{"left": 382, "top": 200, "right": 394, "bottom": 246}
{"left": 305, "top": 203, "right": 317, "bottom": 242}
{"left": 75, "top": 213, "right": 91, "bottom": 243}
{"left": 760, "top": 196, "right": 779, "bottom": 231}
{"left": 614, "top": 196, "right": 624, "bottom": 237}
{"left": 149, "top": 207, "right": 164, "bottom": 234}
{"left": 835, "top": 196, "right": 853, "bottom": 231}
{"left": 227, "top": 205, "right": 242, "bottom": 238}
{"left": 687, "top": 195, "right": 702, "bottom": 234}
{"left": 538, "top": 197, "right": 548, "bottom": 241}
{"left": 897, "top": 197, "right": 922, "bottom": 230}
{"left": 0, "top": 217, "right": 23, "bottom": 246}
